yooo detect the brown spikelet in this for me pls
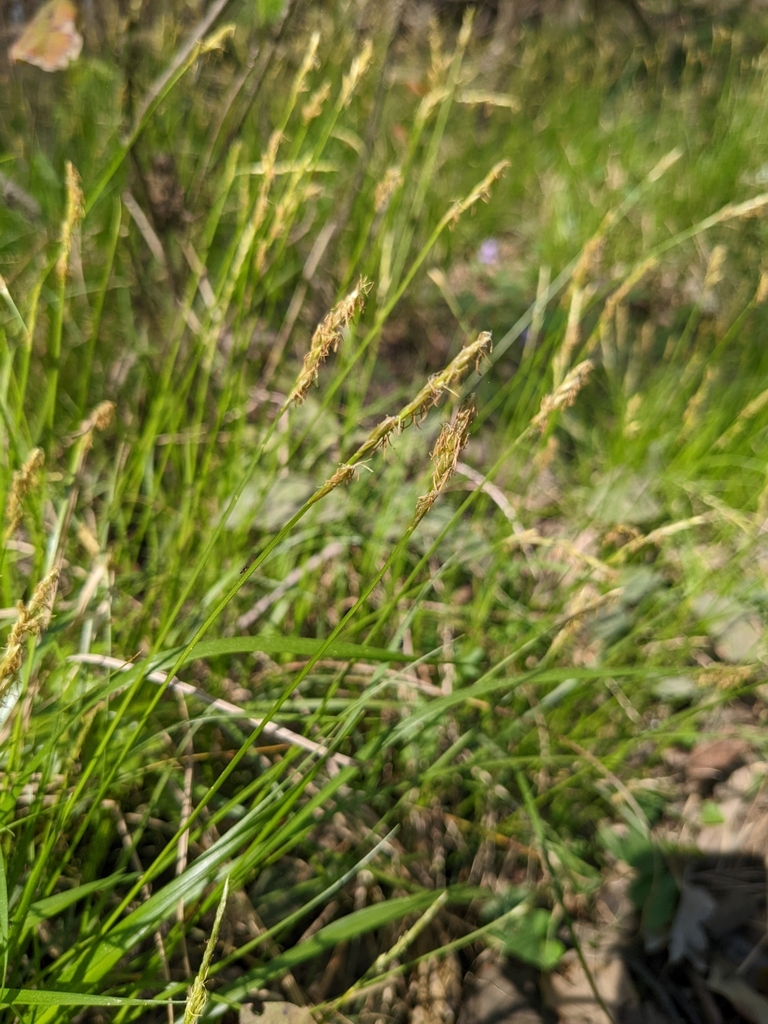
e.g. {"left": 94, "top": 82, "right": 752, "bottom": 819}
{"left": 0, "top": 566, "right": 60, "bottom": 700}
{"left": 703, "top": 245, "right": 727, "bottom": 292}
{"left": 302, "top": 80, "right": 331, "bottom": 124}
{"left": 448, "top": 162, "right": 509, "bottom": 227}
{"left": 290, "top": 279, "right": 371, "bottom": 404}
{"left": 90, "top": 400, "right": 115, "bottom": 432}
{"left": 374, "top": 167, "right": 403, "bottom": 214}
{"left": 340, "top": 39, "right": 373, "bottom": 108}
{"left": 354, "top": 331, "right": 492, "bottom": 462}
{"left": 313, "top": 464, "right": 357, "bottom": 504}
{"left": 5, "top": 447, "right": 44, "bottom": 539}
{"left": 416, "top": 396, "right": 476, "bottom": 518}
{"left": 56, "top": 162, "right": 84, "bottom": 283}
{"left": 531, "top": 360, "right": 594, "bottom": 432}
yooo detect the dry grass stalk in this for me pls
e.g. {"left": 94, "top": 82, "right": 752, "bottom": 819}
{"left": 5, "top": 447, "right": 44, "bottom": 539}
{"left": 0, "top": 567, "right": 60, "bottom": 700}
{"left": 416, "top": 397, "right": 476, "bottom": 517}
{"left": 530, "top": 359, "right": 593, "bottom": 433}
{"left": 289, "top": 277, "right": 371, "bottom": 404}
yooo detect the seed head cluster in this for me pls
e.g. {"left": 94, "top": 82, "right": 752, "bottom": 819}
{"left": 0, "top": 567, "right": 60, "bottom": 700}
{"left": 290, "top": 278, "right": 371, "bottom": 404}
{"left": 531, "top": 360, "right": 593, "bottom": 432}
{"left": 5, "top": 447, "right": 44, "bottom": 539}
{"left": 417, "top": 395, "right": 476, "bottom": 517}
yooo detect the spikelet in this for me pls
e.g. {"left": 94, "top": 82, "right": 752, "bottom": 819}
{"left": 703, "top": 244, "right": 727, "bottom": 292}
{"left": 683, "top": 365, "right": 718, "bottom": 433}
{"left": 90, "top": 400, "right": 115, "bottom": 432}
{"left": 427, "top": 17, "right": 450, "bottom": 92}
{"left": 182, "top": 878, "right": 229, "bottom": 1024}
{"left": 56, "top": 162, "right": 84, "bottom": 283}
{"left": 374, "top": 167, "right": 403, "bottom": 214}
{"left": 0, "top": 566, "right": 60, "bottom": 700}
{"left": 289, "top": 278, "right": 371, "bottom": 404}
{"left": 448, "top": 161, "right": 509, "bottom": 227}
{"left": 5, "top": 447, "right": 44, "bottom": 539}
{"left": 530, "top": 360, "right": 593, "bottom": 433}
{"left": 302, "top": 80, "right": 331, "bottom": 124}
{"left": 359, "top": 331, "right": 492, "bottom": 460}
{"left": 70, "top": 400, "right": 116, "bottom": 457}
{"left": 416, "top": 396, "right": 476, "bottom": 518}
{"left": 313, "top": 333, "right": 491, "bottom": 503}
{"left": 340, "top": 39, "right": 373, "bottom": 108}
{"left": 552, "top": 286, "right": 585, "bottom": 388}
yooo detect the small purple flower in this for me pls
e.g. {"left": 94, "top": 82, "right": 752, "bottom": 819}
{"left": 477, "top": 238, "right": 500, "bottom": 266}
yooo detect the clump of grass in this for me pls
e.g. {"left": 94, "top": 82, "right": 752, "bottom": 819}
{"left": 0, "top": 2, "right": 767, "bottom": 1018}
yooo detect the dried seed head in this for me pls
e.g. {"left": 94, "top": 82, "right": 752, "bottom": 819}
{"left": 448, "top": 161, "right": 509, "bottom": 227}
{"left": 302, "top": 80, "right": 331, "bottom": 124}
{"left": 91, "top": 400, "right": 115, "bottom": 432}
{"left": 398, "top": 331, "right": 491, "bottom": 435}
{"left": 531, "top": 360, "right": 593, "bottom": 432}
{"left": 427, "top": 18, "right": 449, "bottom": 91}
{"left": 27, "top": 565, "right": 60, "bottom": 619}
{"left": 340, "top": 39, "right": 373, "bottom": 107}
{"left": 374, "top": 167, "right": 403, "bottom": 214}
{"left": 56, "top": 161, "right": 84, "bottom": 282}
{"left": 704, "top": 244, "right": 727, "bottom": 292}
{"left": 416, "top": 396, "right": 476, "bottom": 518}
{"left": 0, "top": 566, "right": 60, "bottom": 698}
{"left": 290, "top": 278, "right": 371, "bottom": 404}
{"left": 409, "top": 331, "right": 491, "bottom": 427}
{"left": 5, "top": 447, "right": 44, "bottom": 538}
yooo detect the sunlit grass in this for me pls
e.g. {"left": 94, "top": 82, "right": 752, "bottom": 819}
{"left": 0, "top": 2, "right": 767, "bottom": 1018}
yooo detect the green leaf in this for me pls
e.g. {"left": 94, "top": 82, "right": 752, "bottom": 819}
{"left": 488, "top": 908, "right": 565, "bottom": 970}
{"left": 182, "top": 635, "right": 429, "bottom": 666}
{"left": 23, "top": 872, "right": 135, "bottom": 933}
{"left": 46, "top": 767, "right": 355, "bottom": 1003}
{"left": 0, "top": 990, "right": 180, "bottom": 1008}
{"left": 220, "top": 890, "right": 444, "bottom": 1000}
